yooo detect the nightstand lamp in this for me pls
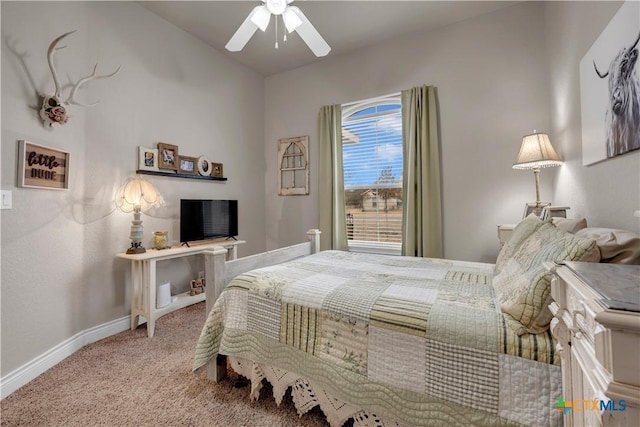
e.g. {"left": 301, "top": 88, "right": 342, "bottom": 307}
{"left": 115, "top": 177, "right": 164, "bottom": 254}
{"left": 513, "top": 131, "right": 563, "bottom": 217}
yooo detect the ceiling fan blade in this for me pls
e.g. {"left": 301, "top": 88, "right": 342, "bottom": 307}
{"left": 225, "top": 5, "right": 265, "bottom": 52}
{"left": 288, "top": 6, "right": 331, "bottom": 57}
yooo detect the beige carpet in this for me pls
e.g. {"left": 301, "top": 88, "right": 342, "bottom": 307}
{"left": 0, "top": 302, "right": 330, "bottom": 426}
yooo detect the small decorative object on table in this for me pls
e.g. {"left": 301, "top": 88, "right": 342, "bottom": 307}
{"left": 153, "top": 231, "right": 169, "bottom": 250}
{"left": 541, "top": 206, "right": 570, "bottom": 220}
{"left": 189, "top": 278, "right": 206, "bottom": 296}
{"left": 522, "top": 202, "right": 551, "bottom": 219}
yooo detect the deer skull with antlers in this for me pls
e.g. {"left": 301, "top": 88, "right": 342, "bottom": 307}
{"left": 40, "top": 31, "right": 120, "bottom": 127}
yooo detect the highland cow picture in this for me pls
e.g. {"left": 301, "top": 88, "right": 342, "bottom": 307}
{"left": 580, "top": 1, "right": 640, "bottom": 166}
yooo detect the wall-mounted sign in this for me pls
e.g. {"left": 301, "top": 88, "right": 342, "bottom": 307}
{"left": 18, "top": 140, "right": 70, "bottom": 190}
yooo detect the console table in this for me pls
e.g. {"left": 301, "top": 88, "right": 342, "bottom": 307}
{"left": 116, "top": 239, "right": 245, "bottom": 337}
{"left": 547, "top": 261, "right": 640, "bottom": 426}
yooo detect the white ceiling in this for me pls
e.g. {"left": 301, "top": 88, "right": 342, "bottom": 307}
{"left": 141, "top": 1, "right": 518, "bottom": 76}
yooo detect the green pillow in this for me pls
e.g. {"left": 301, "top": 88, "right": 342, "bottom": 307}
{"left": 493, "top": 222, "right": 599, "bottom": 334}
{"left": 495, "top": 214, "right": 547, "bottom": 274}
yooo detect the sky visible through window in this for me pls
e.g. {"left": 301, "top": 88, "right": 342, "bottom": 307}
{"left": 343, "top": 103, "right": 403, "bottom": 188}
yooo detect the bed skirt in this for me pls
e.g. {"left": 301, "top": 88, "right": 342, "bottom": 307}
{"left": 228, "top": 356, "right": 407, "bottom": 427}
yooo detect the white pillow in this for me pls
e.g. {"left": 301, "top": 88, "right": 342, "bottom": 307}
{"left": 552, "top": 217, "right": 588, "bottom": 234}
{"left": 575, "top": 228, "right": 640, "bottom": 265}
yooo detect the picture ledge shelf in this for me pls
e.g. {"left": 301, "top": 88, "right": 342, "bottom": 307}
{"left": 136, "top": 170, "right": 227, "bottom": 181}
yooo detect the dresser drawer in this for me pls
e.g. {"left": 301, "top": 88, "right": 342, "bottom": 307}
{"left": 552, "top": 267, "right": 604, "bottom": 343}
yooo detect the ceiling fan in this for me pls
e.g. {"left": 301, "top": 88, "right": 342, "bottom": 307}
{"left": 226, "top": 0, "right": 331, "bottom": 57}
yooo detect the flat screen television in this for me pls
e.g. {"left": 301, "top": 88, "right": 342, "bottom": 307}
{"left": 180, "top": 199, "right": 238, "bottom": 245}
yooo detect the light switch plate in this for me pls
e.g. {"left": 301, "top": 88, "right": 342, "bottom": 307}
{"left": 1, "top": 190, "right": 12, "bottom": 209}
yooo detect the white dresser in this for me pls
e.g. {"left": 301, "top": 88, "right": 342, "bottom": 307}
{"left": 547, "top": 262, "right": 640, "bottom": 426}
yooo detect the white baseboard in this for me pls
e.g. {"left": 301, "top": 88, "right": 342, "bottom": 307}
{"left": 0, "top": 315, "right": 131, "bottom": 400}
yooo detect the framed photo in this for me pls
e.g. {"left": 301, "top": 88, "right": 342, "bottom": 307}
{"left": 541, "top": 206, "right": 570, "bottom": 221}
{"left": 580, "top": 1, "right": 639, "bottom": 165}
{"left": 18, "top": 140, "right": 70, "bottom": 190}
{"left": 178, "top": 155, "right": 198, "bottom": 175}
{"left": 197, "top": 156, "right": 211, "bottom": 176}
{"left": 522, "top": 202, "right": 551, "bottom": 219}
{"left": 138, "top": 146, "right": 159, "bottom": 171}
{"left": 157, "top": 142, "right": 179, "bottom": 171}
{"left": 211, "top": 162, "right": 224, "bottom": 178}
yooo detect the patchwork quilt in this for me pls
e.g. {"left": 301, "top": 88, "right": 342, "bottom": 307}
{"left": 194, "top": 251, "right": 562, "bottom": 427}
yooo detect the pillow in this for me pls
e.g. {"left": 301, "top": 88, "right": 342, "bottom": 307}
{"left": 493, "top": 222, "right": 599, "bottom": 335}
{"left": 552, "top": 217, "right": 588, "bottom": 234}
{"left": 575, "top": 227, "right": 640, "bottom": 265}
{"left": 495, "top": 214, "right": 547, "bottom": 274}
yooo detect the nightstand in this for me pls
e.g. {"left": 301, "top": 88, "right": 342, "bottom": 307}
{"left": 497, "top": 224, "right": 516, "bottom": 246}
{"left": 546, "top": 262, "right": 640, "bottom": 427}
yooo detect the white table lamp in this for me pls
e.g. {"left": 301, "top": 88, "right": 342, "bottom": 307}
{"left": 115, "top": 177, "right": 164, "bottom": 254}
{"left": 513, "top": 132, "right": 563, "bottom": 216}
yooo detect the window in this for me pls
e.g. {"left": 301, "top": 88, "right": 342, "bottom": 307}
{"left": 342, "top": 94, "right": 403, "bottom": 255}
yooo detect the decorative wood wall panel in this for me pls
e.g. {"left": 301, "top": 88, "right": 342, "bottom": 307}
{"left": 278, "top": 136, "right": 309, "bottom": 196}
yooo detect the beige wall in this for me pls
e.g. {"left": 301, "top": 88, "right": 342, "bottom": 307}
{"left": 3, "top": 0, "right": 639, "bottom": 389}
{"left": 544, "top": 1, "right": 640, "bottom": 232}
{"left": 264, "top": 1, "right": 640, "bottom": 260}
{"left": 1, "top": 1, "right": 266, "bottom": 376}
{"left": 264, "top": 2, "right": 553, "bottom": 262}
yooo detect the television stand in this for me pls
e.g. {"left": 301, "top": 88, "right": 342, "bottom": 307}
{"left": 116, "top": 239, "right": 245, "bottom": 337}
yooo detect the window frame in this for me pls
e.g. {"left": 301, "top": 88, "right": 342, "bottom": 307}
{"left": 342, "top": 94, "right": 403, "bottom": 256}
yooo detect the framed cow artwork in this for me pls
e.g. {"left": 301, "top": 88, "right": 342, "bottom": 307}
{"left": 580, "top": 1, "right": 639, "bottom": 165}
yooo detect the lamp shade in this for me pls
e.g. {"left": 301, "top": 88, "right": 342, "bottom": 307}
{"left": 115, "top": 177, "right": 164, "bottom": 213}
{"left": 513, "top": 132, "right": 563, "bottom": 170}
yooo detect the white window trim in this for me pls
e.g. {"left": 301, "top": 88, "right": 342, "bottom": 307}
{"left": 347, "top": 240, "right": 401, "bottom": 256}
{"left": 342, "top": 93, "right": 400, "bottom": 117}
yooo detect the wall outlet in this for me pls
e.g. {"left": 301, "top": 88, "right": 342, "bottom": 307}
{"left": 198, "top": 271, "right": 204, "bottom": 279}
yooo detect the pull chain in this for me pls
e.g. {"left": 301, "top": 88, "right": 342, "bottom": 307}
{"left": 275, "top": 17, "right": 279, "bottom": 49}
{"left": 283, "top": 15, "right": 287, "bottom": 42}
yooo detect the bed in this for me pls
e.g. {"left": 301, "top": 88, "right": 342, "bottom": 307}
{"left": 193, "top": 218, "right": 640, "bottom": 427}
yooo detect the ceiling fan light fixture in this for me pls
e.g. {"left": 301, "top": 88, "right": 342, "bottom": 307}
{"left": 226, "top": 0, "right": 330, "bottom": 57}
{"left": 283, "top": 7, "right": 302, "bottom": 32}
{"left": 266, "top": 0, "right": 287, "bottom": 16}
{"left": 250, "top": 5, "right": 271, "bottom": 31}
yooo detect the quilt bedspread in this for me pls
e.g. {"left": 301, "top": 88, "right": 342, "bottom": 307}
{"left": 194, "top": 250, "right": 562, "bottom": 427}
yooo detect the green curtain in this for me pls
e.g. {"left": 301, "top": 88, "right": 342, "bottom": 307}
{"left": 401, "top": 86, "right": 443, "bottom": 258}
{"left": 318, "top": 105, "right": 348, "bottom": 251}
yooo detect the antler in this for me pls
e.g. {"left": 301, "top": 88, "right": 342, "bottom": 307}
{"left": 47, "top": 30, "right": 76, "bottom": 98}
{"left": 40, "top": 30, "right": 120, "bottom": 127}
{"left": 47, "top": 30, "right": 121, "bottom": 106}
{"left": 67, "top": 63, "right": 121, "bottom": 107}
